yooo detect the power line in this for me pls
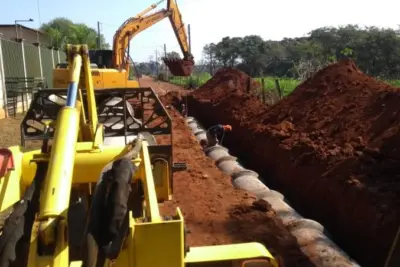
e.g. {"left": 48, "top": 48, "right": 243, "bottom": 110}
{"left": 98, "top": 21, "right": 119, "bottom": 28}
{"left": 36, "top": 0, "right": 42, "bottom": 43}
{"left": 36, "top": 0, "right": 42, "bottom": 25}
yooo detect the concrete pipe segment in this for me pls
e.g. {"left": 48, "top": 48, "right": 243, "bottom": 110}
{"left": 185, "top": 116, "right": 360, "bottom": 267}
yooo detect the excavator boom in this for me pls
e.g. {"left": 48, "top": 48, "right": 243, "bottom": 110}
{"left": 112, "top": 0, "right": 194, "bottom": 76}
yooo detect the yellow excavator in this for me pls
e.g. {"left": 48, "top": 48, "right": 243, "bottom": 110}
{"left": 0, "top": 44, "right": 278, "bottom": 267}
{"left": 53, "top": 0, "right": 194, "bottom": 90}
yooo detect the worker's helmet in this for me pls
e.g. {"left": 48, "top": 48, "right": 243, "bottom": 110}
{"left": 223, "top": 125, "right": 232, "bottom": 131}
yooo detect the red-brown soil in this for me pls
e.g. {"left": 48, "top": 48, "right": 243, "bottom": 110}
{"left": 185, "top": 62, "right": 400, "bottom": 267}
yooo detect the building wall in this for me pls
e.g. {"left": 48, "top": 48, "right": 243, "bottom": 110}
{"left": 0, "top": 37, "right": 66, "bottom": 119}
{"left": 0, "top": 27, "right": 51, "bottom": 47}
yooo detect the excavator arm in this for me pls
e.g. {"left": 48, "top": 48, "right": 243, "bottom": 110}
{"left": 166, "top": 0, "right": 193, "bottom": 61}
{"left": 112, "top": 9, "right": 169, "bottom": 71}
{"left": 112, "top": 0, "right": 194, "bottom": 76}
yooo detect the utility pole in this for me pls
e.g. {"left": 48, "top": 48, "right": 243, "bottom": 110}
{"left": 164, "top": 44, "right": 168, "bottom": 79}
{"left": 188, "top": 24, "right": 191, "bottom": 54}
{"left": 97, "top": 21, "right": 101, "bottom": 49}
{"left": 155, "top": 49, "right": 159, "bottom": 77}
{"left": 209, "top": 49, "right": 213, "bottom": 75}
{"left": 187, "top": 24, "right": 193, "bottom": 90}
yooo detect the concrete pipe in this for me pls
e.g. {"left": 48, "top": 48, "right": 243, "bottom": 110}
{"left": 184, "top": 117, "right": 360, "bottom": 267}
{"left": 204, "top": 145, "right": 230, "bottom": 160}
{"left": 215, "top": 156, "right": 245, "bottom": 176}
{"left": 188, "top": 123, "right": 199, "bottom": 132}
{"left": 193, "top": 130, "right": 207, "bottom": 142}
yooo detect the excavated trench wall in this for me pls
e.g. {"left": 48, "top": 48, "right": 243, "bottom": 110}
{"left": 184, "top": 62, "right": 400, "bottom": 267}
{"left": 185, "top": 116, "right": 359, "bottom": 267}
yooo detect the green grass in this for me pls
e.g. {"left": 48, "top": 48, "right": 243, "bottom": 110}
{"left": 168, "top": 72, "right": 212, "bottom": 87}
{"left": 386, "top": 80, "right": 400, "bottom": 87}
{"left": 168, "top": 73, "right": 300, "bottom": 95}
{"left": 254, "top": 77, "right": 300, "bottom": 96}
{"left": 168, "top": 73, "right": 400, "bottom": 94}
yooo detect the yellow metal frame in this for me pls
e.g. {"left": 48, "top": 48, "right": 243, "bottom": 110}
{"left": 0, "top": 45, "right": 278, "bottom": 267}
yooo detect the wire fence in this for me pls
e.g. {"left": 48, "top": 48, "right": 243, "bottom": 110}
{"left": 0, "top": 37, "right": 66, "bottom": 116}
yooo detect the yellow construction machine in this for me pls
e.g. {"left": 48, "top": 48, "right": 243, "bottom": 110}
{"left": 53, "top": 0, "right": 194, "bottom": 90}
{"left": 0, "top": 44, "right": 278, "bottom": 267}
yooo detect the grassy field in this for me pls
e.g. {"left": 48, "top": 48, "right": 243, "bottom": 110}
{"left": 168, "top": 74, "right": 300, "bottom": 95}
{"left": 168, "top": 74, "right": 400, "bottom": 95}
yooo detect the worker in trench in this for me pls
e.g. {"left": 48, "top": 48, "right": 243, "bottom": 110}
{"left": 200, "top": 124, "right": 232, "bottom": 149}
{"left": 181, "top": 103, "right": 187, "bottom": 117}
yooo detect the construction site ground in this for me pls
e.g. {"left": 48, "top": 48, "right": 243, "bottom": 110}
{"left": 0, "top": 76, "right": 315, "bottom": 267}
{"left": 182, "top": 61, "right": 400, "bottom": 267}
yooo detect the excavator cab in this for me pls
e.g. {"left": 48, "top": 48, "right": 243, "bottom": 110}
{"left": 89, "top": 49, "right": 113, "bottom": 68}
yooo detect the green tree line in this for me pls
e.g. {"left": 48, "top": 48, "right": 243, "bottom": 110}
{"left": 203, "top": 24, "right": 400, "bottom": 79}
{"left": 40, "top": 18, "right": 110, "bottom": 49}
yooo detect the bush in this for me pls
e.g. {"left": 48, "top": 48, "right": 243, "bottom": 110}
{"left": 156, "top": 73, "right": 166, "bottom": 81}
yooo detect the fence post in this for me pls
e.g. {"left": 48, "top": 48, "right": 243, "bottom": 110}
{"left": 275, "top": 79, "right": 283, "bottom": 99}
{"left": 57, "top": 50, "right": 60, "bottom": 63}
{"left": 37, "top": 44, "right": 43, "bottom": 78}
{"left": 261, "top": 78, "right": 266, "bottom": 103}
{"left": 21, "top": 41, "right": 28, "bottom": 111}
{"left": 21, "top": 41, "right": 28, "bottom": 85}
{"left": 0, "top": 37, "right": 8, "bottom": 118}
{"left": 51, "top": 49, "right": 55, "bottom": 68}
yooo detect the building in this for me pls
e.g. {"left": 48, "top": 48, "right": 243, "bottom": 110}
{"left": 0, "top": 24, "right": 51, "bottom": 46}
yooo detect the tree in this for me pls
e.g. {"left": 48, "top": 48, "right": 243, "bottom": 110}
{"left": 40, "top": 18, "right": 110, "bottom": 50}
{"left": 214, "top": 37, "right": 242, "bottom": 67}
{"left": 202, "top": 24, "right": 400, "bottom": 80}
{"left": 202, "top": 43, "right": 217, "bottom": 75}
{"left": 166, "top": 51, "right": 181, "bottom": 58}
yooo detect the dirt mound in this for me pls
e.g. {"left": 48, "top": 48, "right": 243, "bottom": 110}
{"left": 159, "top": 90, "right": 186, "bottom": 107}
{"left": 192, "top": 67, "right": 260, "bottom": 102}
{"left": 187, "top": 61, "right": 400, "bottom": 267}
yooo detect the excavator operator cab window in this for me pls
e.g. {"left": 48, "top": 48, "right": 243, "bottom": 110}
{"left": 89, "top": 49, "right": 113, "bottom": 68}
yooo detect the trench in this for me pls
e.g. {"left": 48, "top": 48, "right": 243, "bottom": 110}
{"left": 185, "top": 116, "right": 360, "bottom": 267}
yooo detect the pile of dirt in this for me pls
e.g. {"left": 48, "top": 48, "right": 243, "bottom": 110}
{"left": 159, "top": 108, "right": 314, "bottom": 267}
{"left": 192, "top": 67, "right": 261, "bottom": 102}
{"left": 159, "top": 90, "right": 186, "bottom": 107}
{"left": 187, "top": 60, "right": 400, "bottom": 267}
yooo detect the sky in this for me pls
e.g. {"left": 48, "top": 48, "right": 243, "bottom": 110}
{"left": 1, "top": 0, "right": 399, "bottom": 63}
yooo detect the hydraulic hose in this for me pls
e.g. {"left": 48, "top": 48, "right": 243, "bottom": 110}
{"left": 85, "top": 158, "right": 136, "bottom": 266}
{"left": 85, "top": 137, "right": 144, "bottom": 266}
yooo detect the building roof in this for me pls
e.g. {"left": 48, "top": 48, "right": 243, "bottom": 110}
{"left": 0, "top": 24, "right": 46, "bottom": 34}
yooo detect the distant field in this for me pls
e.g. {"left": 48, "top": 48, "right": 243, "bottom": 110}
{"left": 168, "top": 73, "right": 211, "bottom": 88}
{"left": 168, "top": 75, "right": 300, "bottom": 95}
{"left": 168, "top": 74, "right": 400, "bottom": 95}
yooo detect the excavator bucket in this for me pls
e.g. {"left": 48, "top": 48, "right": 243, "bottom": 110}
{"left": 163, "top": 57, "right": 194, "bottom": 76}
